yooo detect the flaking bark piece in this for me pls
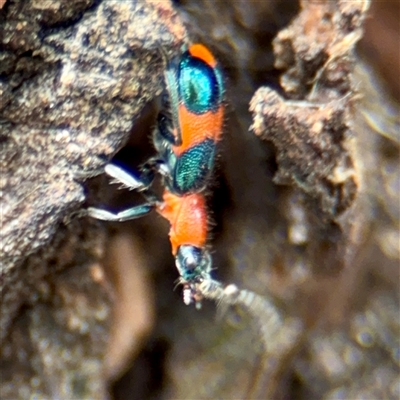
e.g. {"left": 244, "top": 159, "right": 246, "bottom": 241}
{"left": 251, "top": 0, "right": 369, "bottom": 222}
{"left": 272, "top": 0, "right": 370, "bottom": 100}
{"left": 251, "top": 89, "right": 357, "bottom": 218}
{"left": 250, "top": 0, "right": 370, "bottom": 274}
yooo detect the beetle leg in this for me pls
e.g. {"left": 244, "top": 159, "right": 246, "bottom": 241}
{"left": 87, "top": 203, "right": 154, "bottom": 222}
{"left": 104, "top": 163, "right": 151, "bottom": 191}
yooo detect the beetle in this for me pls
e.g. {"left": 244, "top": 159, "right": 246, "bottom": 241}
{"left": 88, "top": 44, "right": 224, "bottom": 307}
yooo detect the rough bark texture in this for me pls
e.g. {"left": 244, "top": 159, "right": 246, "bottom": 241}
{"left": 1, "top": 0, "right": 399, "bottom": 399}
{"left": 250, "top": 0, "right": 365, "bottom": 275}
{"left": 1, "top": 0, "right": 184, "bottom": 398}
